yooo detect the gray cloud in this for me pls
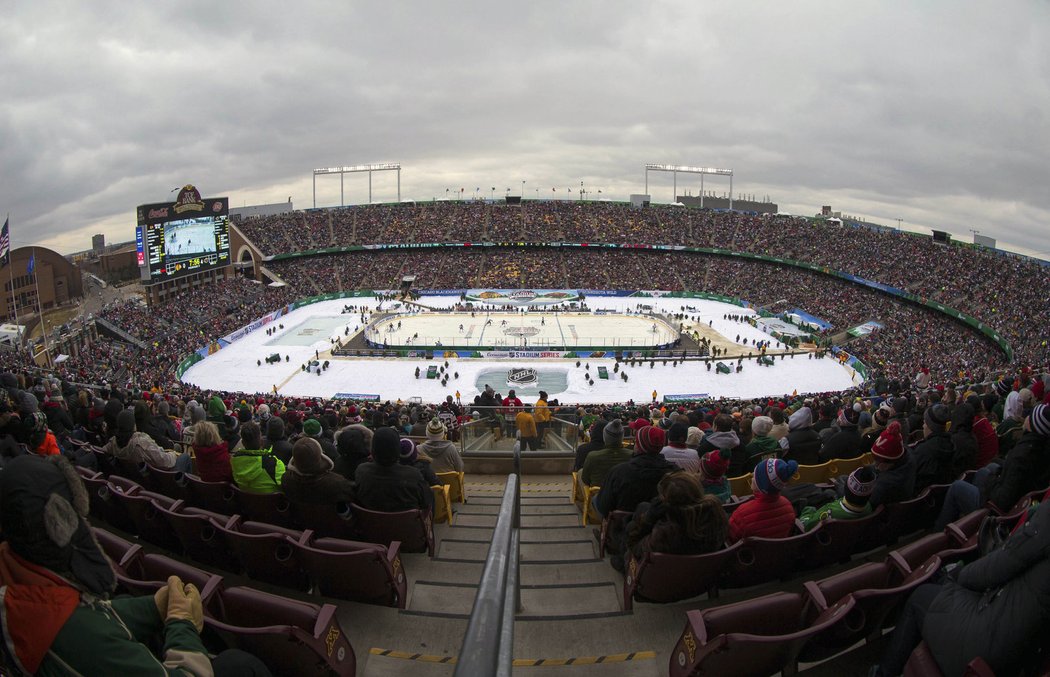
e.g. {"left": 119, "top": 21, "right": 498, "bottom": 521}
{"left": 2, "top": 1, "right": 1048, "bottom": 258}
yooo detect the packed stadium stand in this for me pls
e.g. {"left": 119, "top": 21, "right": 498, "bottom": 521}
{"left": 1, "top": 201, "right": 1048, "bottom": 675}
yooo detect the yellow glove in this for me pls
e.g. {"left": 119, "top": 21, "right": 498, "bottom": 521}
{"left": 153, "top": 582, "right": 170, "bottom": 619}
{"left": 164, "top": 575, "right": 204, "bottom": 633}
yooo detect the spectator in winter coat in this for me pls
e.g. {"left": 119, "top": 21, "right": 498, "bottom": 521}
{"left": 301, "top": 418, "right": 337, "bottom": 464}
{"left": 419, "top": 419, "right": 464, "bottom": 474}
{"left": 206, "top": 395, "right": 241, "bottom": 451}
{"left": 799, "top": 466, "right": 875, "bottom": 531}
{"left": 103, "top": 410, "right": 188, "bottom": 471}
{"left": 399, "top": 438, "right": 439, "bottom": 486}
{"left": 781, "top": 406, "right": 822, "bottom": 466}
{"left": 995, "top": 391, "right": 1024, "bottom": 457}
{"left": 625, "top": 471, "right": 729, "bottom": 563}
{"left": 948, "top": 402, "right": 979, "bottom": 477}
{"left": 181, "top": 401, "right": 206, "bottom": 447}
{"left": 874, "top": 498, "right": 1050, "bottom": 677}
{"left": 281, "top": 437, "right": 355, "bottom": 505}
{"left": 515, "top": 405, "right": 539, "bottom": 451}
{"left": 819, "top": 403, "right": 865, "bottom": 461}
{"left": 869, "top": 421, "right": 916, "bottom": 508}
{"left": 767, "top": 407, "right": 789, "bottom": 442}
{"left": 190, "top": 421, "right": 232, "bottom": 483}
{"left": 732, "top": 416, "right": 776, "bottom": 477}
{"left": 580, "top": 419, "right": 631, "bottom": 489}
{"left": 573, "top": 419, "right": 606, "bottom": 470}
{"left": 231, "top": 422, "right": 285, "bottom": 493}
{"left": 333, "top": 426, "right": 371, "bottom": 482}
{"left": 935, "top": 404, "right": 1050, "bottom": 528}
{"left": 660, "top": 423, "right": 700, "bottom": 473}
{"left": 912, "top": 404, "right": 956, "bottom": 492}
{"left": 264, "top": 415, "right": 294, "bottom": 465}
{"left": 965, "top": 395, "right": 998, "bottom": 468}
{"left": 23, "top": 412, "right": 60, "bottom": 457}
{"left": 593, "top": 425, "right": 675, "bottom": 519}
{"left": 134, "top": 400, "right": 173, "bottom": 450}
{"left": 728, "top": 458, "right": 799, "bottom": 542}
{"left": 698, "top": 448, "right": 732, "bottom": 503}
{"left": 0, "top": 455, "right": 268, "bottom": 675}
{"left": 355, "top": 427, "right": 433, "bottom": 513}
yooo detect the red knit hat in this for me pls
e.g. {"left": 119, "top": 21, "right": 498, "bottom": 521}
{"left": 871, "top": 421, "right": 905, "bottom": 461}
{"left": 634, "top": 425, "right": 666, "bottom": 455}
{"left": 700, "top": 449, "right": 730, "bottom": 479}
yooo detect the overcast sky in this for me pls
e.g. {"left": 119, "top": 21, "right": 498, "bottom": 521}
{"left": 2, "top": 1, "right": 1048, "bottom": 258}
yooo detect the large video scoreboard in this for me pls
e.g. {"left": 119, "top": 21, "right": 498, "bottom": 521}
{"left": 137, "top": 185, "right": 231, "bottom": 281}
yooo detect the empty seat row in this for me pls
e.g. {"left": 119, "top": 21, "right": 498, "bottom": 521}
{"left": 84, "top": 472, "right": 409, "bottom": 607}
{"left": 94, "top": 529, "right": 356, "bottom": 676}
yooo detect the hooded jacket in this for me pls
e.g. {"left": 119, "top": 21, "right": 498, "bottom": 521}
{"left": 102, "top": 432, "right": 179, "bottom": 469}
{"left": 418, "top": 438, "right": 463, "bottom": 473}
{"left": 231, "top": 447, "right": 285, "bottom": 494}
{"left": 911, "top": 431, "right": 956, "bottom": 492}
{"left": 593, "top": 453, "right": 676, "bottom": 518}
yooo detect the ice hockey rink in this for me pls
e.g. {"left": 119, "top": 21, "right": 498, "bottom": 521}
{"left": 180, "top": 295, "right": 859, "bottom": 402}
{"left": 164, "top": 220, "right": 216, "bottom": 257}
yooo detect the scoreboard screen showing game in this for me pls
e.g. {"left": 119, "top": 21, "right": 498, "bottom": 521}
{"left": 137, "top": 187, "right": 231, "bottom": 281}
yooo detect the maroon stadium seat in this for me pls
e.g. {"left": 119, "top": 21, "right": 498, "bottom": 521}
{"left": 350, "top": 503, "right": 435, "bottom": 555}
{"left": 879, "top": 487, "right": 939, "bottom": 544}
{"left": 91, "top": 527, "right": 143, "bottom": 577}
{"left": 945, "top": 508, "right": 990, "bottom": 548}
{"left": 886, "top": 532, "right": 952, "bottom": 584}
{"left": 74, "top": 465, "right": 100, "bottom": 480}
{"left": 111, "top": 458, "right": 155, "bottom": 490}
{"left": 623, "top": 543, "right": 739, "bottom": 611}
{"left": 668, "top": 591, "right": 855, "bottom": 677}
{"left": 109, "top": 486, "right": 183, "bottom": 552}
{"left": 230, "top": 485, "right": 294, "bottom": 528}
{"left": 89, "top": 446, "right": 117, "bottom": 476}
{"left": 183, "top": 474, "right": 236, "bottom": 515}
{"left": 206, "top": 586, "right": 355, "bottom": 676}
{"left": 147, "top": 465, "right": 188, "bottom": 501}
{"left": 289, "top": 500, "right": 357, "bottom": 541}
{"left": 798, "top": 506, "right": 885, "bottom": 570}
{"left": 154, "top": 501, "right": 240, "bottom": 571}
{"left": 800, "top": 557, "right": 941, "bottom": 660}
{"left": 724, "top": 528, "right": 820, "bottom": 589}
{"left": 215, "top": 517, "right": 312, "bottom": 591}
{"left": 82, "top": 474, "right": 137, "bottom": 532}
{"left": 117, "top": 552, "right": 225, "bottom": 618}
{"left": 296, "top": 536, "right": 407, "bottom": 608}
{"left": 106, "top": 474, "right": 143, "bottom": 494}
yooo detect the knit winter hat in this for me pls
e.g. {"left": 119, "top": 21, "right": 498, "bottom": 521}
{"left": 686, "top": 427, "right": 703, "bottom": 448}
{"left": 603, "top": 419, "right": 625, "bottom": 446}
{"left": 751, "top": 416, "right": 774, "bottom": 437}
{"left": 924, "top": 404, "right": 950, "bottom": 432}
{"left": 425, "top": 418, "right": 446, "bottom": 440}
{"left": 838, "top": 403, "right": 862, "bottom": 427}
{"left": 256, "top": 404, "right": 271, "bottom": 421}
{"left": 871, "top": 421, "right": 905, "bottom": 461}
{"left": 116, "top": 409, "right": 136, "bottom": 434}
{"left": 1030, "top": 404, "right": 1050, "bottom": 437}
{"left": 372, "top": 427, "right": 401, "bottom": 467}
{"left": 399, "top": 438, "right": 418, "bottom": 465}
{"left": 266, "top": 415, "right": 285, "bottom": 440}
{"left": 995, "top": 378, "right": 1013, "bottom": 397}
{"left": 634, "top": 425, "right": 666, "bottom": 455}
{"left": 700, "top": 449, "right": 730, "bottom": 479}
{"left": 668, "top": 422, "right": 689, "bottom": 443}
{"left": 291, "top": 437, "right": 332, "bottom": 476}
{"left": 207, "top": 395, "right": 227, "bottom": 419}
{"left": 874, "top": 403, "right": 893, "bottom": 426}
{"left": 753, "top": 458, "right": 798, "bottom": 495}
{"left": 845, "top": 466, "right": 876, "bottom": 502}
{"left": 788, "top": 407, "right": 813, "bottom": 431}
{"left": 303, "top": 418, "right": 322, "bottom": 437}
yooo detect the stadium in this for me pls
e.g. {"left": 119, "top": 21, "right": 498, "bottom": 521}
{"left": 3, "top": 193, "right": 1049, "bottom": 677}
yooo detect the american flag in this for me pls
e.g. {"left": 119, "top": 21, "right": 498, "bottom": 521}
{"left": 0, "top": 218, "right": 9, "bottom": 266}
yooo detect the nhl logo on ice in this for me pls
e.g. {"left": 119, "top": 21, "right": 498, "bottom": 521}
{"left": 507, "top": 367, "right": 538, "bottom": 386}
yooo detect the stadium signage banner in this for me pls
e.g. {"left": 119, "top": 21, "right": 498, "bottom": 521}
{"left": 847, "top": 321, "right": 884, "bottom": 338}
{"left": 222, "top": 307, "right": 287, "bottom": 345}
{"left": 332, "top": 392, "right": 381, "bottom": 401}
{"left": 663, "top": 394, "right": 709, "bottom": 402}
{"left": 466, "top": 289, "right": 579, "bottom": 305}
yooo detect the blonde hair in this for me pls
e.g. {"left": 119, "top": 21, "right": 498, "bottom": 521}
{"left": 193, "top": 421, "right": 221, "bottom": 448}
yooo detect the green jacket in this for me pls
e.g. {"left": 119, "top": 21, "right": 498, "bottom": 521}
{"left": 39, "top": 595, "right": 211, "bottom": 676}
{"left": 580, "top": 445, "right": 632, "bottom": 487}
{"left": 798, "top": 498, "right": 872, "bottom": 532}
{"left": 231, "top": 447, "right": 286, "bottom": 494}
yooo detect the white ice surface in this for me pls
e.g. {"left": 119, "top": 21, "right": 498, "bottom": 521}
{"left": 181, "top": 295, "right": 857, "bottom": 403}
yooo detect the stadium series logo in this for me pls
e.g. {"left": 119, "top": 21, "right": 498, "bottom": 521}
{"left": 173, "top": 185, "right": 205, "bottom": 214}
{"left": 507, "top": 367, "right": 539, "bottom": 386}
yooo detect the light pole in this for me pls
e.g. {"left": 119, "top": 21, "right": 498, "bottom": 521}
{"left": 521, "top": 180, "right": 525, "bottom": 198}
{"left": 896, "top": 218, "right": 902, "bottom": 232}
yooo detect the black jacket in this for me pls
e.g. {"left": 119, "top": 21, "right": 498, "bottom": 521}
{"left": 870, "top": 454, "right": 917, "bottom": 508}
{"left": 912, "top": 432, "right": 956, "bottom": 491}
{"left": 354, "top": 462, "right": 434, "bottom": 513}
{"left": 949, "top": 428, "right": 978, "bottom": 479}
{"left": 782, "top": 428, "right": 822, "bottom": 466}
{"left": 594, "top": 453, "right": 676, "bottom": 518}
{"left": 983, "top": 431, "right": 1050, "bottom": 512}
{"left": 923, "top": 499, "right": 1050, "bottom": 676}
{"left": 819, "top": 426, "right": 864, "bottom": 462}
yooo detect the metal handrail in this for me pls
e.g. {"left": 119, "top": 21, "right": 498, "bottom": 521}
{"left": 454, "top": 443, "right": 521, "bottom": 676}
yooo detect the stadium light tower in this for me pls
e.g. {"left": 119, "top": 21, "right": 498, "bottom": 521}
{"left": 644, "top": 164, "right": 733, "bottom": 209}
{"left": 312, "top": 163, "right": 401, "bottom": 208}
